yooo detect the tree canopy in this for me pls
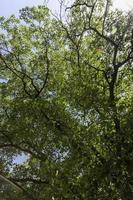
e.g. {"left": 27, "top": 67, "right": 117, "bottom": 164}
{"left": 0, "top": 0, "right": 133, "bottom": 199}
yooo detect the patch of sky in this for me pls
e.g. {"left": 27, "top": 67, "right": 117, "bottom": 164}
{"left": 66, "top": 105, "right": 91, "bottom": 126}
{"left": 45, "top": 90, "right": 57, "bottom": 101}
{"left": 48, "top": 90, "right": 56, "bottom": 97}
{"left": 13, "top": 153, "right": 28, "bottom": 165}
{"left": 0, "top": 77, "right": 8, "bottom": 83}
{"left": 0, "top": 0, "right": 133, "bottom": 19}
{"left": 52, "top": 148, "right": 69, "bottom": 162}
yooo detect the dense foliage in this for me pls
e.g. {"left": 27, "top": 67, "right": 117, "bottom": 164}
{"left": 0, "top": 0, "right": 133, "bottom": 199}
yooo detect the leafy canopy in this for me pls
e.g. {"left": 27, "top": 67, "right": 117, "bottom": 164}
{"left": 0, "top": 0, "right": 133, "bottom": 200}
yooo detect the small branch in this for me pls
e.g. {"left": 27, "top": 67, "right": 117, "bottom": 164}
{"left": 35, "top": 47, "right": 49, "bottom": 98}
{"left": 89, "top": 26, "right": 118, "bottom": 47}
{"left": 102, "top": 0, "right": 110, "bottom": 35}
{"left": 65, "top": 2, "right": 93, "bottom": 11}
{"left": 88, "top": 0, "right": 97, "bottom": 28}
{"left": 116, "top": 52, "right": 133, "bottom": 68}
{"left": 84, "top": 61, "right": 110, "bottom": 84}
{"left": 0, "top": 48, "right": 40, "bottom": 97}
{"left": 0, "top": 132, "right": 47, "bottom": 161}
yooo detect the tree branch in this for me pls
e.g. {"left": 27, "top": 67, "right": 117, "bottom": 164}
{"left": 65, "top": 2, "right": 93, "bottom": 11}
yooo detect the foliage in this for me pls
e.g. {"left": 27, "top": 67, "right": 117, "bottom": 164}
{"left": 0, "top": 1, "right": 133, "bottom": 199}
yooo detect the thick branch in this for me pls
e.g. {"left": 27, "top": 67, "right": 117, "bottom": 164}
{"left": 9, "top": 177, "right": 49, "bottom": 184}
{"left": 0, "top": 174, "right": 37, "bottom": 200}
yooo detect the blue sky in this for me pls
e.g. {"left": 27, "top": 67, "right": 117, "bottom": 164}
{"left": 0, "top": 0, "right": 59, "bottom": 17}
{"left": 0, "top": 0, "right": 133, "bottom": 17}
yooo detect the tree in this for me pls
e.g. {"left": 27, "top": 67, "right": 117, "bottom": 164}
{"left": 0, "top": 0, "right": 133, "bottom": 199}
